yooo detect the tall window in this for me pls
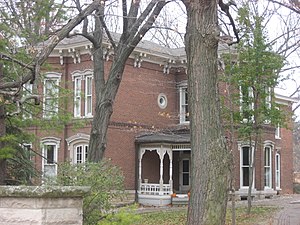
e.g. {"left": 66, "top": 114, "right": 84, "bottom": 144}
{"left": 41, "top": 138, "right": 60, "bottom": 178}
{"left": 43, "top": 73, "right": 61, "bottom": 118}
{"left": 85, "top": 75, "right": 93, "bottom": 117}
{"left": 264, "top": 146, "right": 272, "bottom": 188}
{"left": 239, "top": 144, "right": 254, "bottom": 188}
{"left": 275, "top": 152, "right": 281, "bottom": 190}
{"left": 179, "top": 86, "right": 189, "bottom": 123}
{"left": 74, "top": 76, "right": 81, "bottom": 117}
{"left": 72, "top": 70, "right": 93, "bottom": 118}
{"left": 75, "top": 144, "right": 88, "bottom": 164}
{"left": 241, "top": 146, "right": 250, "bottom": 187}
{"left": 275, "top": 124, "right": 281, "bottom": 139}
{"left": 240, "top": 85, "right": 254, "bottom": 122}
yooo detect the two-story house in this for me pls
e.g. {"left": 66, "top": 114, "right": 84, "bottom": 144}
{"left": 26, "top": 35, "right": 295, "bottom": 206}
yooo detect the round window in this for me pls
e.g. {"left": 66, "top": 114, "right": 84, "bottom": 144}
{"left": 158, "top": 93, "right": 167, "bottom": 109}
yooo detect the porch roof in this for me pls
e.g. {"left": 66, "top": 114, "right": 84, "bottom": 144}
{"left": 135, "top": 132, "right": 190, "bottom": 144}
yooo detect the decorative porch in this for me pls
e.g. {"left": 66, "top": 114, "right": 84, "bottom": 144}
{"left": 136, "top": 132, "right": 191, "bottom": 206}
{"left": 137, "top": 145, "right": 173, "bottom": 206}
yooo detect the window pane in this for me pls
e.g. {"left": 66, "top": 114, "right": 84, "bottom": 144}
{"left": 242, "top": 147, "right": 250, "bottom": 166}
{"left": 183, "top": 174, "right": 189, "bottom": 185}
{"left": 86, "top": 76, "right": 92, "bottom": 95}
{"left": 85, "top": 145, "right": 88, "bottom": 162}
{"left": 264, "top": 147, "right": 270, "bottom": 166}
{"left": 264, "top": 168, "right": 271, "bottom": 187}
{"left": 243, "top": 167, "right": 249, "bottom": 186}
{"left": 87, "top": 96, "right": 92, "bottom": 114}
{"left": 76, "top": 146, "right": 83, "bottom": 163}
{"left": 183, "top": 160, "right": 189, "bottom": 173}
{"left": 46, "top": 145, "right": 55, "bottom": 164}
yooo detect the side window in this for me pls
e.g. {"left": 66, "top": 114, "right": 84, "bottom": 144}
{"left": 41, "top": 137, "right": 60, "bottom": 178}
{"left": 74, "top": 76, "right": 82, "bottom": 118}
{"left": 179, "top": 86, "right": 189, "bottom": 124}
{"left": 66, "top": 133, "right": 90, "bottom": 164}
{"left": 43, "top": 73, "right": 61, "bottom": 118}
{"left": 85, "top": 75, "right": 93, "bottom": 117}
{"left": 71, "top": 70, "right": 93, "bottom": 118}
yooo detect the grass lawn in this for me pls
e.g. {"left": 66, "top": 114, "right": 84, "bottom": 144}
{"left": 134, "top": 206, "right": 279, "bottom": 225}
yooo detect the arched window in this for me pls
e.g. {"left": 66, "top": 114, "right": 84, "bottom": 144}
{"left": 66, "top": 133, "right": 90, "bottom": 164}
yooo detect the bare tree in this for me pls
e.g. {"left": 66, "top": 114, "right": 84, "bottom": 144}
{"left": 85, "top": 0, "right": 171, "bottom": 162}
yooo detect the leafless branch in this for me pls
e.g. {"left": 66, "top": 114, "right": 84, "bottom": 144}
{"left": 218, "top": 0, "right": 240, "bottom": 45}
{"left": 268, "top": 0, "right": 300, "bottom": 14}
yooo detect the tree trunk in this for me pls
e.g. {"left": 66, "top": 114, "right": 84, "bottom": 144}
{"left": 185, "top": 1, "right": 231, "bottom": 224}
{"left": 0, "top": 63, "right": 7, "bottom": 184}
{"left": 87, "top": 2, "right": 168, "bottom": 162}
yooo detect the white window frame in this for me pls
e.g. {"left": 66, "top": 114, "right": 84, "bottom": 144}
{"left": 238, "top": 142, "right": 255, "bottom": 189}
{"left": 74, "top": 76, "right": 82, "bottom": 118}
{"left": 264, "top": 87, "right": 272, "bottom": 124}
{"left": 71, "top": 70, "right": 93, "bottom": 118}
{"left": 275, "top": 151, "right": 281, "bottom": 190}
{"left": 43, "top": 72, "right": 61, "bottom": 118}
{"left": 179, "top": 85, "right": 189, "bottom": 124}
{"left": 41, "top": 137, "right": 60, "bottom": 178}
{"left": 74, "top": 144, "right": 89, "bottom": 164}
{"left": 275, "top": 124, "right": 281, "bottom": 139}
{"left": 85, "top": 75, "right": 93, "bottom": 117}
{"left": 66, "top": 133, "right": 90, "bottom": 164}
{"left": 264, "top": 145, "right": 272, "bottom": 189}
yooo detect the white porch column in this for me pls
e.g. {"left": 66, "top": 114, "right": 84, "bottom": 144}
{"left": 167, "top": 149, "right": 173, "bottom": 193}
{"left": 158, "top": 147, "right": 167, "bottom": 195}
{"left": 138, "top": 148, "right": 146, "bottom": 192}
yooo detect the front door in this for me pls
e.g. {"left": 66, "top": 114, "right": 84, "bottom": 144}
{"left": 179, "top": 158, "right": 190, "bottom": 192}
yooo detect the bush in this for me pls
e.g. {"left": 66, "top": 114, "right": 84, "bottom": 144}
{"left": 98, "top": 205, "right": 141, "bottom": 225}
{"left": 46, "top": 159, "right": 124, "bottom": 225}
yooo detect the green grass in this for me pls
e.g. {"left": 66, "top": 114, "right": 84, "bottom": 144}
{"left": 134, "top": 206, "right": 279, "bottom": 225}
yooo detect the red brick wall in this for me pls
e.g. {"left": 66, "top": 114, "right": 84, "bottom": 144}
{"left": 27, "top": 53, "right": 295, "bottom": 193}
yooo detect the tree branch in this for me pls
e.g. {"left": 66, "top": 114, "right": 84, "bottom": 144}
{"left": 218, "top": 0, "right": 240, "bottom": 45}
{"left": 268, "top": 0, "right": 300, "bottom": 14}
{"left": 0, "top": 0, "right": 101, "bottom": 90}
{"left": 0, "top": 53, "right": 34, "bottom": 72}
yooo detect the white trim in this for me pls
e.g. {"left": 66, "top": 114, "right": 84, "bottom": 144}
{"left": 275, "top": 93, "right": 298, "bottom": 105}
{"left": 43, "top": 73, "right": 61, "bottom": 118}
{"left": 157, "top": 93, "right": 168, "bottom": 109}
{"left": 264, "top": 145, "right": 272, "bottom": 189}
{"left": 85, "top": 75, "right": 93, "bottom": 117}
{"left": 66, "top": 133, "right": 90, "bottom": 164}
{"left": 71, "top": 69, "right": 93, "bottom": 81}
{"left": 41, "top": 137, "right": 61, "bottom": 178}
{"left": 179, "top": 86, "right": 189, "bottom": 124}
{"left": 275, "top": 152, "right": 281, "bottom": 190}
{"left": 238, "top": 142, "right": 255, "bottom": 189}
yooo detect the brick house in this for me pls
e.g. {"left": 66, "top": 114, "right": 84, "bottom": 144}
{"left": 27, "top": 36, "right": 296, "bottom": 206}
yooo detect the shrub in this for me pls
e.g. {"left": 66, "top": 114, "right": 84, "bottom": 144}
{"left": 46, "top": 159, "right": 124, "bottom": 225}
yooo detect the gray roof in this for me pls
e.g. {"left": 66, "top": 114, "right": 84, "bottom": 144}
{"left": 51, "top": 32, "right": 229, "bottom": 58}
{"left": 136, "top": 132, "right": 190, "bottom": 144}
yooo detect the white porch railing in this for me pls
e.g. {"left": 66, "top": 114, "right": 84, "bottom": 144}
{"left": 139, "top": 183, "right": 171, "bottom": 195}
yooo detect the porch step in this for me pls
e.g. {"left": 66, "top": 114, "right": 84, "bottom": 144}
{"left": 172, "top": 194, "right": 189, "bottom": 206}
